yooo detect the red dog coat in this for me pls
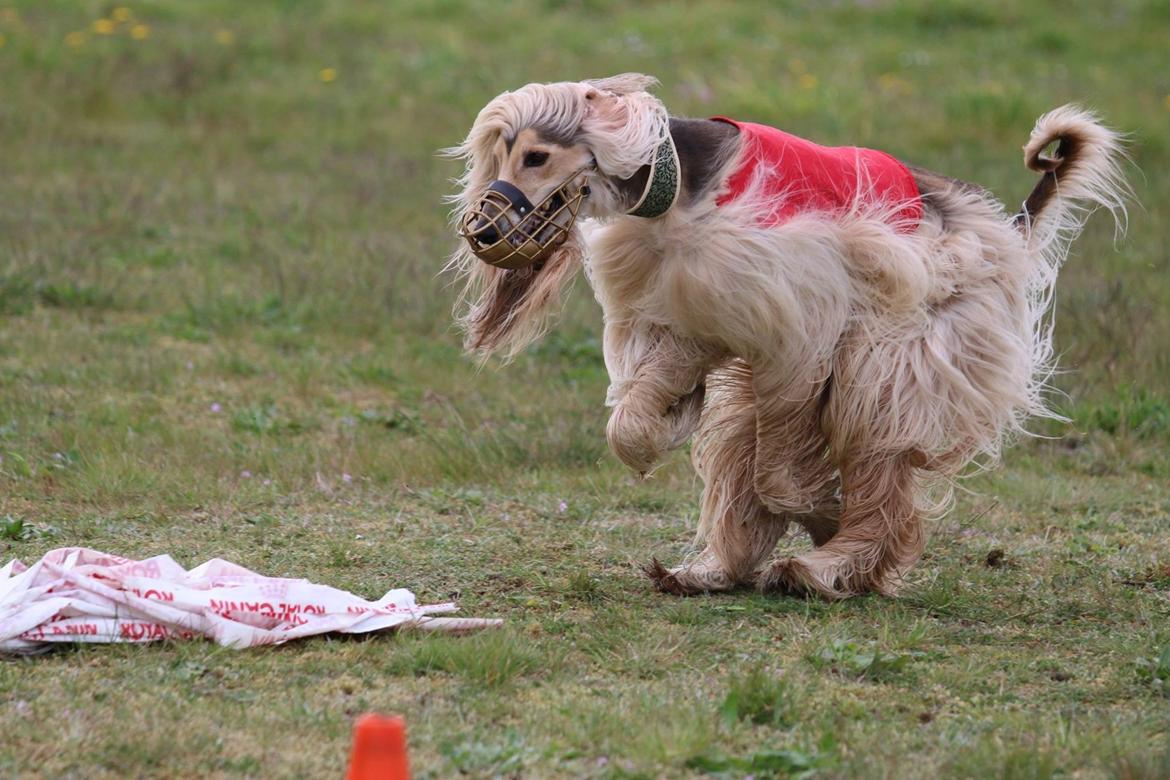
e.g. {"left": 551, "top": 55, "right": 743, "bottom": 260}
{"left": 711, "top": 117, "right": 922, "bottom": 230}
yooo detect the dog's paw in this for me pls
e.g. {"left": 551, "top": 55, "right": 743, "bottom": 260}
{"left": 643, "top": 558, "right": 689, "bottom": 596}
{"left": 607, "top": 405, "right": 669, "bottom": 475}
{"left": 758, "top": 557, "right": 811, "bottom": 597}
{"left": 758, "top": 557, "right": 844, "bottom": 600}
{"left": 644, "top": 557, "right": 736, "bottom": 595}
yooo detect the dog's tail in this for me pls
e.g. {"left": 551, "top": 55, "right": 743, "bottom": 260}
{"left": 1010, "top": 107, "right": 1130, "bottom": 430}
{"left": 1013, "top": 105, "right": 1130, "bottom": 255}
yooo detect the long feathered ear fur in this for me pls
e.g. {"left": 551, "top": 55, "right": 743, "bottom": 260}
{"left": 585, "top": 73, "right": 660, "bottom": 95}
{"left": 580, "top": 74, "right": 669, "bottom": 180}
{"left": 443, "top": 75, "right": 667, "bottom": 361}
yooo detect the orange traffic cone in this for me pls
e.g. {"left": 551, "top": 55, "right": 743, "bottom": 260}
{"left": 345, "top": 713, "right": 411, "bottom": 780}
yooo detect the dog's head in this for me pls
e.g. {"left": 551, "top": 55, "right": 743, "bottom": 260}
{"left": 446, "top": 73, "right": 668, "bottom": 359}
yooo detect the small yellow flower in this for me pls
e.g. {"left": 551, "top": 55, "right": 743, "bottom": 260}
{"left": 319, "top": 67, "right": 337, "bottom": 83}
{"left": 877, "top": 73, "right": 911, "bottom": 94}
{"left": 798, "top": 73, "right": 818, "bottom": 90}
{"left": 130, "top": 23, "right": 149, "bottom": 40}
{"left": 0, "top": 33, "right": 6, "bottom": 48}
{"left": 214, "top": 29, "right": 234, "bottom": 45}
{"left": 112, "top": 7, "right": 133, "bottom": 22}
{"left": 1164, "top": 94, "right": 1170, "bottom": 110}
{"left": 92, "top": 18, "right": 115, "bottom": 35}
{"left": 65, "top": 31, "right": 86, "bottom": 48}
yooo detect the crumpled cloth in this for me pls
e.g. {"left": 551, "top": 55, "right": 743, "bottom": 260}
{"left": 0, "top": 547, "right": 492, "bottom": 654}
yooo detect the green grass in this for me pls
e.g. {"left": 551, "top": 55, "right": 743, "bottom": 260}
{"left": 1, "top": 0, "right": 1168, "bottom": 777}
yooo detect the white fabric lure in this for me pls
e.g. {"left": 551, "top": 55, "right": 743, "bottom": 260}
{"left": 0, "top": 547, "right": 500, "bottom": 654}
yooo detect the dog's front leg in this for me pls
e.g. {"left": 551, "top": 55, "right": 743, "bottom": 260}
{"left": 605, "top": 326, "right": 715, "bottom": 474}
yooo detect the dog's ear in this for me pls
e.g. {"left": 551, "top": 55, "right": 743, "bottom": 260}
{"left": 583, "top": 75, "right": 658, "bottom": 132}
{"left": 585, "top": 73, "right": 659, "bottom": 97}
{"left": 578, "top": 75, "right": 669, "bottom": 180}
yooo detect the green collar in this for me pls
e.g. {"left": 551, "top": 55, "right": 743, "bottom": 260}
{"left": 626, "top": 134, "right": 680, "bottom": 219}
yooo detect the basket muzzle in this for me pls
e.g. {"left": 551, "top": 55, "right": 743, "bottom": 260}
{"left": 459, "top": 170, "right": 590, "bottom": 270}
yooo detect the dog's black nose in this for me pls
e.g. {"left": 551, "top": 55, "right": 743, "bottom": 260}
{"left": 472, "top": 222, "right": 500, "bottom": 246}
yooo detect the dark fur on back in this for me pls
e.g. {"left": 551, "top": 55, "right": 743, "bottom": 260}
{"left": 670, "top": 118, "right": 740, "bottom": 203}
{"left": 612, "top": 118, "right": 740, "bottom": 210}
{"left": 907, "top": 165, "right": 987, "bottom": 226}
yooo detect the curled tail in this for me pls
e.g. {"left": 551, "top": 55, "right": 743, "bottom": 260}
{"left": 1014, "top": 105, "right": 1130, "bottom": 255}
{"left": 1010, "top": 106, "right": 1131, "bottom": 429}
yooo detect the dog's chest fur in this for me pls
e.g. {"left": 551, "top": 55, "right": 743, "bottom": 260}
{"left": 586, "top": 210, "right": 777, "bottom": 352}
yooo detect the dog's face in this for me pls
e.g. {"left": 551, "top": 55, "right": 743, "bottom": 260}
{"left": 460, "top": 129, "right": 595, "bottom": 269}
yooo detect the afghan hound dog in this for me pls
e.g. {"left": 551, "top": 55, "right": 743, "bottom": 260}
{"left": 446, "top": 74, "right": 1128, "bottom": 600}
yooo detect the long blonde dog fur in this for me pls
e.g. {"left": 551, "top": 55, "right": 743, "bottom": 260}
{"left": 446, "top": 74, "right": 1129, "bottom": 599}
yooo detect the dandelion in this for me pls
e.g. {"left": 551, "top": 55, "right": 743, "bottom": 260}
{"left": 65, "top": 31, "right": 86, "bottom": 48}
{"left": 214, "top": 29, "right": 234, "bottom": 45}
{"left": 798, "top": 73, "right": 818, "bottom": 90}
{"left": 319, "top": 67, "right": 337, "bottom": 83}
{"left": 112, "top": 7, "right": 133, "bottom": 22}
{"left": 210, "top": 402, "right": 222, "bottom": 413}
{"left": 92, "top": 18, "right": 115, "bottom": 35}
{"left": 130, "top": 23, "right": 149, "bottom": 40}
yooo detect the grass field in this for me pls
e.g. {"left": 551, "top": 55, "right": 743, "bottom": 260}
{"left": 1, "top": 1, "right": 1169, "bottom": 777}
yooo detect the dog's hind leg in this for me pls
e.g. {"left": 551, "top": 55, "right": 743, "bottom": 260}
{"left": 759, "top": 453, "right": 924, "bottom": 599}
{"left": 647, "top": 361, "right": 789, "bottom": 595}
{"left": 792, "top": 486, "right": 841, "bottom": 547}
{"left": 750, "top": 361, "right": 837, "bottom": 516}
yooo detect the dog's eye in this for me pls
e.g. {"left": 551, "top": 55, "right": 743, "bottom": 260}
{"left": 523, "top": 151, "right": 549, "bottom": 168}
